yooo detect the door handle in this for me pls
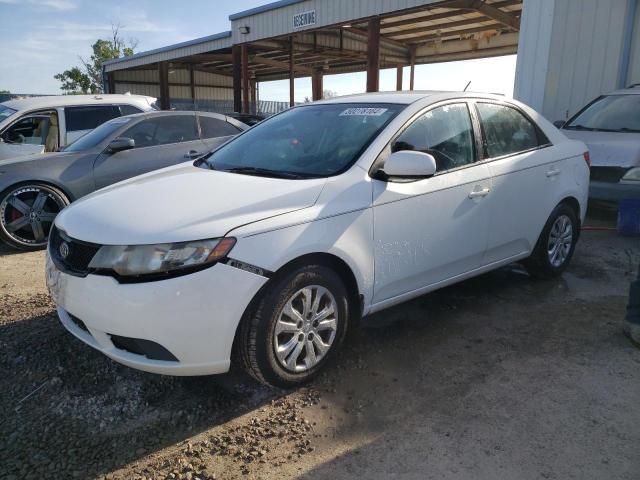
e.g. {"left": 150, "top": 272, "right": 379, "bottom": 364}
{"left": 184, "top": 150, "right": 201, "bottom": 159}
{"left": 546, "top": 167, "right": 561, "bottom": 177}
{"left": 468, "top": 187, "right": 490, "bottom": 199}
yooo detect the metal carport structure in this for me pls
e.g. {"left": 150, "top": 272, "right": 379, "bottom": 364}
{"left": 102, "top": 0, "right": 522, "bottom": 114}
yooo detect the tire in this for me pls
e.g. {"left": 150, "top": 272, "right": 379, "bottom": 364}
{"left": 0, "top": 183, "right": 69, "bottom": 251}
{"left": 238, "top": 264, "right": 350, "bottom": 388}
{"left": 524, "top": 203, "right": 579, "bottom": 279}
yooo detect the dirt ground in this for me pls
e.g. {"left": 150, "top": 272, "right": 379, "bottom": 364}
{"left": 1, "top": 208, "right": 639, "bottom": 480}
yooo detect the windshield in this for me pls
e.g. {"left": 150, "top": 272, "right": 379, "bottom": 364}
{"left": 0, "top": 104, "right": 17, "bottom": 122}
{"left": 63, "top": 116, "right": 132, "bottom": 152}
{"left": 200, "top": 103, "right": 404, "bottom": 178}
{"left": 565, "top": 94, "right": 640, "bottom": 132}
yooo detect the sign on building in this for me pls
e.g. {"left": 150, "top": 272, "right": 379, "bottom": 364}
{"left": 293, "top": 10, "right": 316, "bottom": 29}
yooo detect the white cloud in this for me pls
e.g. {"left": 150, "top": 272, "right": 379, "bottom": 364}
{"left": 33, "top": 0, "right": 78, "bottom": 10}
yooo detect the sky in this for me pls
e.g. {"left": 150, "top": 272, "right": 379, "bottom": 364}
{"left": 0, "top": 0, "right": 517, "bottom": 101}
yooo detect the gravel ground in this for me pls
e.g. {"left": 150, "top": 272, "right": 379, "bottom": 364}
{"left": 1, "top": 208, "right": 639, "bottom": 480}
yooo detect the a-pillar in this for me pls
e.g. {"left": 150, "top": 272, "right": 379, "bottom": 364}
{"left": 366, "top": 17, "right": 380, "bottom": 92}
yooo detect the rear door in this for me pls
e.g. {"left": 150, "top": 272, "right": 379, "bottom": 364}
{"left": 93, "top": 113, "right": 203, "bottom": 189}
{"left": 474, "top": 101, "right": 557, "bottom": 264}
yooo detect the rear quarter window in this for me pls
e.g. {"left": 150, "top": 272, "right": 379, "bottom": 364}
{"left": 64, "top": 105, "right": 121, "bottom": 132}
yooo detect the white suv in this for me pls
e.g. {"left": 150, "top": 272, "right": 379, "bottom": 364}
{"left": 46, "top": 92, "right": 589, "bottom": 387}
{"left": 0, "top": 94, "right": 156, "bottom": 160}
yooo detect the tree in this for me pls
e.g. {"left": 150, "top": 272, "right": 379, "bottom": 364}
{"left": 0, "top": 90, "right": 10, "bottom": 94}
{"left": 55, "top": 24, "right": 137, "bottom": 94}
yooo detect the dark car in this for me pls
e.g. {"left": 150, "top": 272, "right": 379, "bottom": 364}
{"left": 226, "top": 112, "right": 265, "bottom": 126}
{"left": 0, "top": 111, "right": 247, "bottom": 250}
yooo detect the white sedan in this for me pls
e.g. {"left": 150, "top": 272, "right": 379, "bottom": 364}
{"left": 46, "top": 92, "right": 589, "bottom": 387}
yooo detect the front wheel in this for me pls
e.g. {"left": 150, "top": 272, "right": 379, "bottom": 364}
{"left": 0, "top": 183, "right": 69, "bottom": 251}
{"left": 524, "top": 203, "right": 579, "bottom": 279}
{"left": 238, "top": 265, "right": 350, "bottom": 388}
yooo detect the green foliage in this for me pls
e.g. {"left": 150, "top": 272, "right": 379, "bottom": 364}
{"left": 0, "top": 90, "right": 10, "bottom": 94}
{"left": 54, "top": 25, "right": 136, "bottom": 94}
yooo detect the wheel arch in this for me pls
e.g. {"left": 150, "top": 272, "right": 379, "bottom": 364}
{"left": 231, "top": 251, "right": 363, "bottom": 362}
{"left": 0, "top": 179, "right": 74, "bottom": 203}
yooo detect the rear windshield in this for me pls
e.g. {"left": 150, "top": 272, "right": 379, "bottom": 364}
{"left": 200, "top": 103, "right": 404, "bottom": 178}
{"left": 0, "top": 104, "right": 17, "bottom": 121}
{"left": 565, "top": 94, "right": 640, "bottom": 132}
{"left": 63, "top": 116, "right": 132, "bottom": 152}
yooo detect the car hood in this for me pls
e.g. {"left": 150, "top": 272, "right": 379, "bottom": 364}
{"left": 55, "top": 163, "right": 327, "bottom": 245}
{"left": 0, "top": 151, "right": 78, "bottom": 168}
{"left": 562, "top": 130, "right": 640, "bottom": 168}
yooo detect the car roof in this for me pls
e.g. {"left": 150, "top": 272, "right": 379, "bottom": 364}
{"left": 314, "top": 90, "right": 509, "bottom": 105}
{"left": 1, "top": 94, "right": 155, "bottom": 111}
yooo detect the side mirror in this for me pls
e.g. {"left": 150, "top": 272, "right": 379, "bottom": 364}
{"left": 553, "top": 120, "right": 565, "bottom": 129}
{"left": 107, "top": 137, "right": 135, "bottom": 153}
{"left": 376, "top": 150, "right": 437, "bottom": 180}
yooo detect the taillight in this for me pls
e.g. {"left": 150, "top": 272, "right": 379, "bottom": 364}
{"left": 583, "top": 151, "right": 591, "bottom": 167}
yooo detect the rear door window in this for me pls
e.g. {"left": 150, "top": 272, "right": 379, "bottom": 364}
{"left": 199, "top": 116, "right": 241, "bottom": 138}
{"left": 122, "top": 115, "right": 199, "bottom": 148}
{"left": 476, "top": 103, "right": 549, "bottom": 158}
{"left": 64, "top": 105, "right": 121, "bottom": 132}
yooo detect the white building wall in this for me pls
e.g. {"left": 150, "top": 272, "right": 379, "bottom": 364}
{"left": 627, "top": 2, "right": 640, "bottom": 84}
{"left": 515, "top": 0, "right": 632, "bottom": 122}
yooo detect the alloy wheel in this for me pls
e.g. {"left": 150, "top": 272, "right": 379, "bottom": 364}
{"left": 0, "top": 185, "right": 66, "bottom": 248}
{"left": 547, "top": 214, "right": 573, "bottom": 268}
{"left": 273, "top": 285, "right": 338, "bottom": 373}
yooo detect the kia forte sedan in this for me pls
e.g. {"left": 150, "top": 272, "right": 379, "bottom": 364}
{"left": 46, "top": 92, "right": 589, "bottom": 388}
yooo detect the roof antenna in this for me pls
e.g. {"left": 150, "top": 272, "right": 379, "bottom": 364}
{"left": 463, "top": 81, "right": 471, "bottom": 92}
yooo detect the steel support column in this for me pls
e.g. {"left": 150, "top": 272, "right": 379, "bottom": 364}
{"left": 312, "top": 68, "right": 323, "bottom": 101}
{"left": 250, "top": 77, "right": 257, "bottom": 114}
{"left": 409, "top": 46, "right": 416, "bottom": 91}
{"left": 241, "top": 44, "right": 249, "bottom": 114}
{"left": 158, "top": 61, "right": 170, "bottom": 110}
{"left": 232, "top": 45, "right": 242, "bottom": 113}
{"left": 289, "top": 36, "right": 295, "bottom": 107}
{"left": 396, "top": 65, "right": 403, "bottom": 91}
{"left": 366, "top": 17, "right": 380, "bottom": 92}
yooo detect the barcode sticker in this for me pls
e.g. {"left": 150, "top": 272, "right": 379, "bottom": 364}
{"left": 339, "top": 108, "right": 388, "bottom": 116}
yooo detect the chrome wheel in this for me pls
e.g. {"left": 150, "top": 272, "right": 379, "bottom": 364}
{"left": 547, "top": 214, "right": 573, "bottom": 268}
{"left": 0, "top": 185, "right": 67, "bottom": 248}
{"left": 273, "top": 285, "right": 338, "bottom": 373}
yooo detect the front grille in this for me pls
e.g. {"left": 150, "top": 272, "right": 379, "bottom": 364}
{"left": 590, "top": 166, "right": 628, "bottom": 183}
{"left": 49, "top": 226, "right": 101, "bottom": 277}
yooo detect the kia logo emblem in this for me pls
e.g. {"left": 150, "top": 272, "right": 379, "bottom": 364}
{"left": 59, "top": 241, "right": 70, "bottom": 259}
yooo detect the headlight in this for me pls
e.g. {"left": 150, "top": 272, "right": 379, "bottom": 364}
{"left": 622, "top": 167, "right": 640, "bottom": 182}
{"left": 89, "top": 237, "right": 236, "bottom": 278}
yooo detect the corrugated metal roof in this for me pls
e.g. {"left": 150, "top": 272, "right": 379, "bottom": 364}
{"left": 103, "top": 31, "right": 232, "bottom": 72}
{"left": 229, "top": 0, "right": 307, "bottom": 20}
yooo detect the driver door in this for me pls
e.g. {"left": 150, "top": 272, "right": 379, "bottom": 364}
{"left": 93, "top": 113, "right": 206, "bottom": 189}
{"left": 372, "top": 102, "right": 492, "bottom": 304}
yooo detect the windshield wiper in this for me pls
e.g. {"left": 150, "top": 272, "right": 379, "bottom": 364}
{"left": 221, "top": 166, "right": 309, "bottom": 179}
{"left": 612, "top": 127, "right": 640, "bottom": 133}
{"left": 566, "top": 124, "right": 595, "bottom": 131}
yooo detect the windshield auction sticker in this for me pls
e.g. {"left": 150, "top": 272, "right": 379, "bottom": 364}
{"left": 339, "top": 108, "right": 388, "bottom": 116}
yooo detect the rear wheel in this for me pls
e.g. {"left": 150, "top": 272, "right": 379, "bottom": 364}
{"left": 0, "top": 183, "right": 69, "bottom": 250}
{"left": 524, "top": 203, "right": 578, "bottom": 279}
{"left": 238, "top": 265, "right": 350, "bottom": 388}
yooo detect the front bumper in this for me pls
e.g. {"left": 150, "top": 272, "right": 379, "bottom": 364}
{"left": 589, "top": 180, "right": 640, "bottom": 202}
{"left": 46, "top": 253, "right": 268, "bottom": 376}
